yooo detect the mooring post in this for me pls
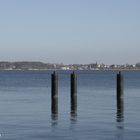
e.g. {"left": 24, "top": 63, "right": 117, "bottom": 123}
{"left": 116, "top": 71, "right": 124, "bottom": 122}
{"left": 70, "top": 71, "right": 77, "bottom": 115}
{"left": 51, "top": 71, "right": 58, "bottom": 115}
{"left": 117, "top": 71, "right": 124, "bottom": 99}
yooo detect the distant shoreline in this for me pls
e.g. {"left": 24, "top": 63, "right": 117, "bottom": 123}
{"left": 0, "top": 61, "right": 139, "bottom": 71}
{"left": 0, "top": 69, "right": 140, "bottom": 71}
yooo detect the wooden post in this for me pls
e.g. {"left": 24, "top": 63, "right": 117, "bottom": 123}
{"left": 117, "top": 71, "right": 124, "bottom": 99}
{"left": 116, "top": 71, "right": 124, "bottom": 122}
{"left": 70, "top": 71, "right": 77, "bottom": 115}
{"left": 51, "top": 71, "right": 58, "bottom": 114}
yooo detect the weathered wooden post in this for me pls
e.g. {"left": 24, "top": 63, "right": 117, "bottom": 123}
{"left": 117, "top": 71, "right": 124, "bottom": 98}
{"left": 116, "top": 71, "right": 124, "bottom": 122}
{"left": 51, "top": 71, "right": 58, "bottom": 115}
{"left": 70, "top": 71, "right": 77, "bottom": 115}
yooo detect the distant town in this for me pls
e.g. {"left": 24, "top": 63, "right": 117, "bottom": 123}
{"left": 0, "top": 61, "right": 140, "bottom": 70}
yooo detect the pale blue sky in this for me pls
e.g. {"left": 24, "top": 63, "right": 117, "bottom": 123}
{"left": 0, "top": 0, "right": 140, "bottom": 64}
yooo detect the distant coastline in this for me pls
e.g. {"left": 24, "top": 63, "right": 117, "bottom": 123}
{"left": 0, "top": 61, "right": 140, "bottom": 71}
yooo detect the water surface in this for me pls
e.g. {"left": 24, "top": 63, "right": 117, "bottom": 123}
{"left": 0, "top": 70, "right": 140, "bottom": 140}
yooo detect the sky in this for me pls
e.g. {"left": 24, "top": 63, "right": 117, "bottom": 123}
{"left": 0, "top": 0, "right": 140, "bottom": 64}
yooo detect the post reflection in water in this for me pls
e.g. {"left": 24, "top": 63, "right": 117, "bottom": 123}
{"left": 115, "top": 98, "right": 124, "bottom": 140}
{"left": 116, "top": 98, "right": 124, "bottom": 130}
{"left": 70, "top": 109, "right": 77, "bottom": 124}
{"left": 70, "top": 94, "right": 77, "bottom": 123}
{"left": 51, "top": 113, "right": 58, "bottom": 127}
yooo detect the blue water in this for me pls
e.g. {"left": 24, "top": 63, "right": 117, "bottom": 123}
{"left": 0, "top": 70, "right": 140, "bottom": 140}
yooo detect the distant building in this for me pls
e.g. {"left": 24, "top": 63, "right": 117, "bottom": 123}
{"left": 61, "top": 67, "right": 70, "bottom": 70}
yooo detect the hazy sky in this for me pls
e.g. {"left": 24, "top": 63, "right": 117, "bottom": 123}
{"left": 0, "top": 0, "right": 140, "bottom": 64}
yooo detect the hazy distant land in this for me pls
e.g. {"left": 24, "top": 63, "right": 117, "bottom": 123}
{"left": 0, "top": 61, "right": 140, "bottom": 70}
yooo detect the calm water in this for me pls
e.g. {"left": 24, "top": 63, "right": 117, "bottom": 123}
{"left": 0, "top": 70, "right": 140, "bottom": 140}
